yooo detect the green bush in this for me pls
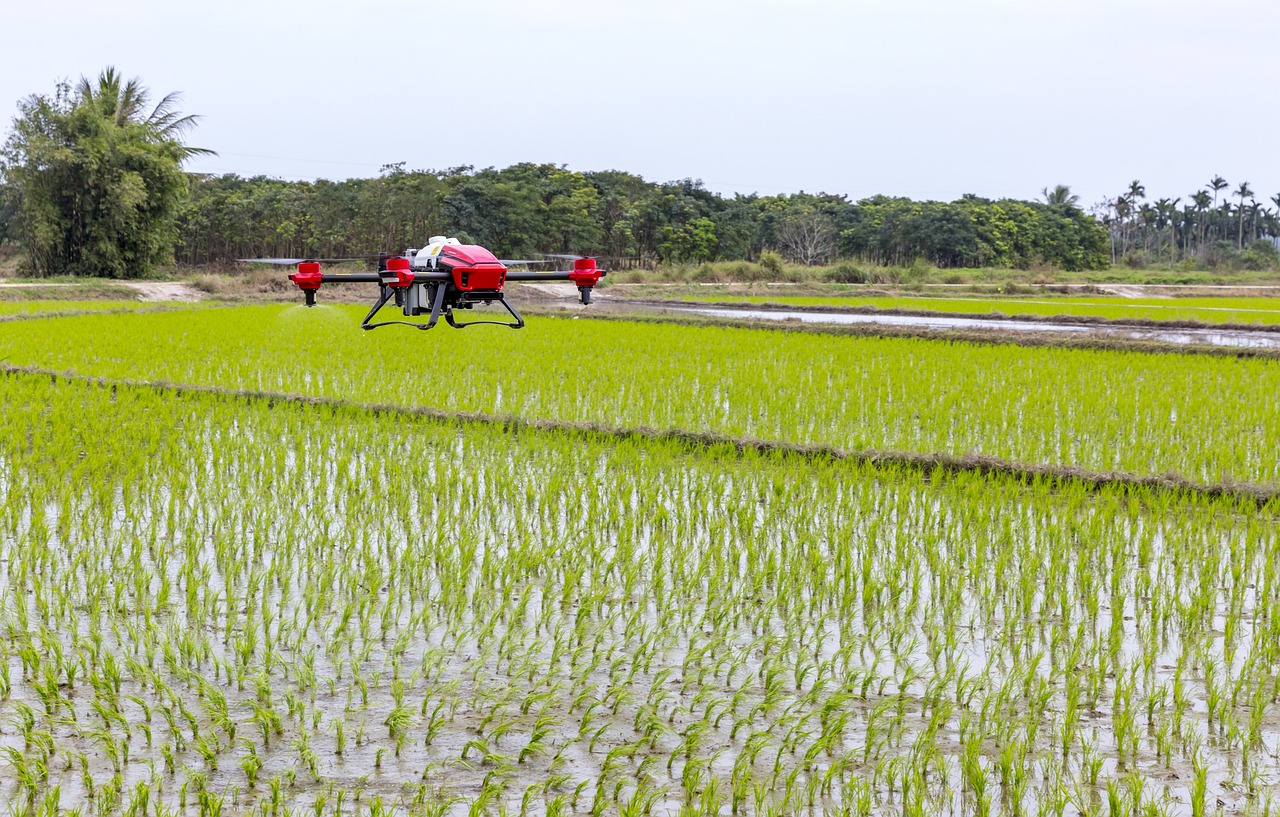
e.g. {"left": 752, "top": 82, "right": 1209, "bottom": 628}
{"left": 690, "top": 263, "right": 719, "bottom": 283}
{"left": 1237, "top": 240, "right": 1280, "bottom": 271}
{"left": 825, "top": 261, "right": 869, "bottom": 284}
{"left": 757, "top": 251, "right": 784, "bottom": 278}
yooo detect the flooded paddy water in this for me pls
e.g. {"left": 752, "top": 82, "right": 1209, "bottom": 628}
{"left": 673, "top": 306, "right": 1280, "bottom": 350}
{"left": 0, "top": 371, "right": 1277, "bottom": 816}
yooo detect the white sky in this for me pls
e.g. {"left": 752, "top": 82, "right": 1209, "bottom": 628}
{"left": 4, "top": 0, "right": 1279, "bottom": 209}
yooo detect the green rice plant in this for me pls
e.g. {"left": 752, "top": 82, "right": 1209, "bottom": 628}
{"left": 1190, "top": 753, "right": 1208, "bottom": 817}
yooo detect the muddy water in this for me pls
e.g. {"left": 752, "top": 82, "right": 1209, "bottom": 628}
{"left": 676, "top": 306, "right": 1280, "bottom": 349}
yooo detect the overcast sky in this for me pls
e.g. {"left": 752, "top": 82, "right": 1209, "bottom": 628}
{"left": 4, "top": 0, "right": 1279, "bottom": 208}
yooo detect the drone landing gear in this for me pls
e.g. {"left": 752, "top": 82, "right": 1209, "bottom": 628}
{"left": 360, "top": 284, "right": 525, "bottom": 331}
{"left": 446, "top": 294, "right": 524, "bottom": 330}
{"left": 361, "top": 283, "right": 448, "bottom": 330}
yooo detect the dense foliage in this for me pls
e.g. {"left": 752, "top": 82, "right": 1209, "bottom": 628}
{"left": 0, "top": 70, "right": 205, "bottom": 278}
{"left": 172, "top": 166, "right": 1112, "bottom": 271}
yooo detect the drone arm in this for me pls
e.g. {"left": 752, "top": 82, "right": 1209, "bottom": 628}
{"left": 318, "top": 272, "right": 449, "bottom": 284}
{"left": 318, "top": 273, "right": 379, "bottom": 284}
{"left": 507, "top": 262, "right": 607, "bottom": 305}
{"left": 504, "top": 271, "right": 576, "bottom": 281}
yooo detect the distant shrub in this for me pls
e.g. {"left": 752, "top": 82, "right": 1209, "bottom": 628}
{"left": 825, "top": 261, "right": 870, "bottom": 284}
{"left": 757, "top": 251, "right": 784, "bottom": 278}
{"left": 691, "top": 263, "right": 719, "bottom": 283}
{"left": 1122, "top": 251, "right": 1148, "bottom": 269}
{"left": 1238, "top": 240, "right": 1280, "bottom": 271}
{"left": 904, "top": 258, "right": 931, "bottom": 282}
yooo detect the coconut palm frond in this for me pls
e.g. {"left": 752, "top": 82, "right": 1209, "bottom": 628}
{"left": 154, "top": 112, "right": 201, "bottom": 136}
{"left": 69, "top": 67, "right": 211, "bottom": 159}
{"left": 147, "top": 91, "right": 185, "bottom": 127}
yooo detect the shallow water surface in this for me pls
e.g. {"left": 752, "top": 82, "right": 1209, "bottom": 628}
{"left": 677, "top": 306, "right": 1280, "bottom": 349}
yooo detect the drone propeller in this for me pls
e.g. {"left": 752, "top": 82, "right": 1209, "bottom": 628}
{"left": 537, "top": 253, "right": 589, "bottom": 260}
{"left": 497, "top": 259, "right": 556, "bottom": 266}
{"left": 238, "top": 257, "right": 368, "bottom": 265}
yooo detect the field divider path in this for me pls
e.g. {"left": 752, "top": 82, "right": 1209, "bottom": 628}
{"left": 8, "top": 362, "right": 1277, "bottom": 509}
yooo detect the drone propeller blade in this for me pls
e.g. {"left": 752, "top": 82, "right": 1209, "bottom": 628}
{"left": 536, "top": 252, "right": 587, "bottom": 260}
{"left": 497, "top": 259, "right": 554, "bottom": 265}
{"left": 238, "top": 257, "right": 366, "bottom": 265}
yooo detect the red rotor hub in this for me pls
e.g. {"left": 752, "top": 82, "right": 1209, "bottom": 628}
{"left": 568, "top": 257, "right": 603, "bottom": 288}
{"left": 385, "top": 256, "right": 415, "bottom": 288}
{"left": 290, "top": 261, "right": 323, "bottom": 291}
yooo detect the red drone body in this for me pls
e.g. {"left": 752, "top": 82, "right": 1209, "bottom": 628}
{"left": 275, "top": 241, "right": 605, "bottom": 331}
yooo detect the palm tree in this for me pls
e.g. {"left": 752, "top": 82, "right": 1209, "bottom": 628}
{"left": 1191, "top": 191, "right": 1212, "bottom": 251}
{"left": 1114, "top": 194, "right": 1133, "bottom": 255}
{"left": 1138, "top": 203, "right": 1156, "bottom": 252}
{"left": 1155, "top": 198, "right": 1180, "bottom": 259}
{"left": 1128, "top": 180, "right": 1145, "bottom": 200}
{"left": 1262, "top": 208, "right": 1280, "bottom": 243}
{"left": 1125, "top": 181, "right": 1146, "bottom": 253}
{"left": 1208, "top": 175, "right": 1228, "bottom": 207}
{"left": 74, "top": 66, "right": 212, "bottom": 158}
{"left": 1041, "top": 184, "right": 1080, "bottom": 208}
{"left": 1182, "top": 203, "right": 1198, "bottom": 255}
{"left": 1235, "top": 181, "right": 1254, "bottom": 248}
{"left": 1205, "top": 176, "right": 1228, "bottom": 242}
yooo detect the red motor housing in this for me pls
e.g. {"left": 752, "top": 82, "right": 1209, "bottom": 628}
{"left": 290, "top": 261, "right": 323, "bottom": 291}
{"left": 568, "top": 257, "right": 603, "bottom": 288}
{"left": 440, "top": 245, "right": 507, "bottom": 291}
{"left": 383, "top": 256, "right": 415, "bottom": 288}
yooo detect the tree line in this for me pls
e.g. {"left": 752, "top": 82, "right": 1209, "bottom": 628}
{"left": 6, "top": 68, "right": 1246, "bottom": 278}
{"left": 1094, "top": 178, "right": 1280, "bottom": 268}
{"left": 171, "top": 167, "right": 1111, "bottom": 272}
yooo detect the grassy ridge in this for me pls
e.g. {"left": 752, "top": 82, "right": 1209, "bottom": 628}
{"left": 0, "top": 304, "right": 1276, "bottom": 486}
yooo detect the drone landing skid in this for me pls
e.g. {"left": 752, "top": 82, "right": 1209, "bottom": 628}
{"left": 445, "top": 297, "right": 525, "bottom": 330}
{"left": 360, "top": 284, "right": 524, "bottom": 331}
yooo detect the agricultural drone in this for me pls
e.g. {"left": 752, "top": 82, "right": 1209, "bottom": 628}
{"left": 241, "top": 236, "right": 605, "bottom": 330}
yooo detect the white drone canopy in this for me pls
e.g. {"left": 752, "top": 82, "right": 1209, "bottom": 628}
{"left": 411, "top": 236, "right": 463, "bottom": 270}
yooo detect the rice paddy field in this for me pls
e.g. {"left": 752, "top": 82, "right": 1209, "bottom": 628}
{"left": 664, "top": 294, "right": 1280, "bottom": 327}
{"left": 0, "top": 302, "right": 1278, "bottom": 816}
